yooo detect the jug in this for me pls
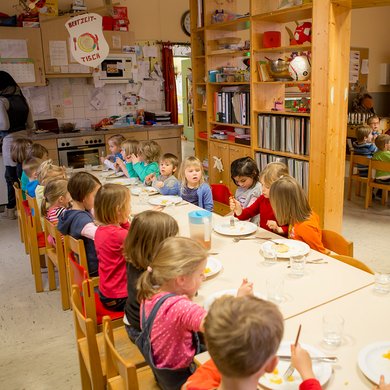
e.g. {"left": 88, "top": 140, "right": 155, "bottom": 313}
{"left": 188, "top": 210, "right": 212, "bottom": 250}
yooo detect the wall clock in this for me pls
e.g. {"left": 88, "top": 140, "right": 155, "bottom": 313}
{"left": 181, "top": 10, "right": 191, "bottom": 36}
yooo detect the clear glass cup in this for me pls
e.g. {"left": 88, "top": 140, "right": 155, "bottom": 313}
{"left": 266, "top": 277, "right": 285, "bottom": 304}
{"left": 322, "top": 313, "right": 344, "bottom": 346}
{"left": 374, "top": 272, "right": 390, "bottom": 294}
{"left": 84, "top": 164, "right": 92, "bottom": 172}
{"left": 262, "top": 248, "right": 277, "bottom": 266}
{"left": 66, "top": 166, "right": 74, "bottom": 178}
{"left": 138, "top": 190, "right": 149, "bottom": 205}
{"left": 289, "top": 253, "right": 306, "bottom": 277}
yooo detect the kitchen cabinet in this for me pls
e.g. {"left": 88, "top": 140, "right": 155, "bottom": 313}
{"left": 148, "top": 128, "right": 182, "bottom": 162}
{"left": 0, "top": 27, "right": 45, "bottom": 87}
{"left": 34, "top": 138, "right": 59, "bottom": 165}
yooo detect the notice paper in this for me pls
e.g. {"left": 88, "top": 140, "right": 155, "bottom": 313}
{"left": 0, "top": 39, "right": 28, "bottom": 58}
{"left": 49, "top": 40, "right": 68, "bottom": 66}
{"left": 0, "top": 59, "right": 35, "bottom": 83}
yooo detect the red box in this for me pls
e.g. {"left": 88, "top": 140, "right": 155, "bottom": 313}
{"left": 113, "top": 6, "right": 128, "bottom": 19}
{"left": 199, "top": 132, "right": 208, "bottom": 139}
{"left": 263, "top": 31, "right": 281, "bottom": 48}
{"left": 102, "top": 16, "right": 113, "bottom": 30}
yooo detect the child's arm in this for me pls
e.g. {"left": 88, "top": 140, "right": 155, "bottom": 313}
{"left": 80, "top": 222, "right": 98, "bottom": 240}
{"left": 158, "top": 177, "right": 180, "bottom": 196}
{"left": 267, "top": 220, "right": 288, "bottom": 235}
{"left": 133, "top": 161, "right": 159, "bottom": 182}
{"left": 373, "top": 376, "right": 390, "bottom": 390}
{"left": 144, "top": 173, "right": 156, "bottom": 185}
{"left": 232, "top": 196, "right": 261, "bottom": 221}
{"left": 236, "top": 278, "right": 253, "bottom": 297}
{"left": 116, "top": 158, "right": 130, "bottom": 177}
{"left": 201, "top": 185, "right": 214, "bottom": 211}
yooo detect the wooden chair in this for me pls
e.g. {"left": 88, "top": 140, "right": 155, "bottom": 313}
{"left": 211, "top": 183, "right": 231, "bottom": 216}
{"left": 330, "top": 254, "right": 374, "bottom": 274}
{"left": 365, "top": 159, "right": 390, "bottom": 208}
{"left": 103, "top": 316, "right": 158, "bottom": 390}
{"left": 71, "top": 286, "right": 146, "bottom": 390}
{"left": 44, "top": 219, "right": 70, "bottom": 310}
{"left": 322, "top": 229, "right": 353, "bottom": 257}
{"left": 67, "top": 251, "right": 124, "bottom": 332}
{"left": 24, "top": 195, "right": 46, "bottom": 292}
{"left": 12, "top": 182, "right": 27, "bottom": 252}
{"left": 347, "top": 151, "right": 371, "bottom": 201}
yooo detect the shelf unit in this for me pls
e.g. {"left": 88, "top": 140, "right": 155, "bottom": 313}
{"left": 190, "top": 0, "right": 350, "bottom": 230}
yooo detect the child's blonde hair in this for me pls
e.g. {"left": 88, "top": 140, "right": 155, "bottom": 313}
{"left": 108, "top": 134, "right": 126, "bottom": 147}
{"left": 26, "top": 143, "right": 49, "bottom": 160}
{"left": 179, "top": 156, "right": 205, "bottom": 187}
{"left": 259, "top": 161, "right": 289, "bottom": 188}
{"left": 375, "top": 134, "right": 390, "bottom": 151}
{"left": 11, "top": 137, "right": 32, "bottom": 163}
{"left": 121, "top": 139, "right": 139, "bottom": 157}
{"left": 137, "top": 237, "right": 207, "bottom": 301}
{"left": 124, "top": 210, "right": 179, "bottom": 270}
{"left": 138, "top": 140, "right": 161, "bottom": 164}
{"left": 41, "top": 178, "right": 69, "bottom": 216}
{"left": 205, "top": 295, "right": 284, "bottom": 377}
{"left": 22, "top": 157, "right": 42, "bottom": 178}
{"left": 36, "top": 160, "right": 66, "bottom": 185}
{"left": 161, "top": 153, "right": 179, "bottom": 171}
{"left": 94, "top": 183, "right": 131, "bottom": 225}
{"left": 67, "top": 172, "right": 101, "bottom": 202}
{"left": 270, "top": 176, "right": 311, "bottom": 225}
{"left": 356, "top": 125, "right": 372, "bottom": 142}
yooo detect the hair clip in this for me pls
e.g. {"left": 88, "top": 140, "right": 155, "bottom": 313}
{"left": 147, "top": 266, "right": 153, "bottom": 273}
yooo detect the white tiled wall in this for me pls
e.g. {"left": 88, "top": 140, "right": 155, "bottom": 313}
{"left": 22, "top": 77, "right": 164, "bottom": 129}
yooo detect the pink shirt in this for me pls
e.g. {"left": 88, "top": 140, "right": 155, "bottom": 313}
{"left": 94, "top": 222, "right": 130, "bottom": 298}
{"left": 142, "top": 292, "right": 206, "bottom": 369}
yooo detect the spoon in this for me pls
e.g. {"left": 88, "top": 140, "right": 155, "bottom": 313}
{"left": 233, "top": 236, "right": 272, "bottom": 243}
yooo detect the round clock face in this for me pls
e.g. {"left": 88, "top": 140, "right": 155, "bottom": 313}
{"left": 181, "top": 10, "right": 191, "bottom": 36}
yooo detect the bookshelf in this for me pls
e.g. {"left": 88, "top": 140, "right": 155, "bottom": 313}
{"left": 190, "top": 0, "right": 351, "bottom": 231}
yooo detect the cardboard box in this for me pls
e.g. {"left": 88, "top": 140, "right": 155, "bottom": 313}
{"left": 23, "top": 21, "right": 40, "bottom": 28}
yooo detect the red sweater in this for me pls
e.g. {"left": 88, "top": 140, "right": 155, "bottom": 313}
{"left": 184, "top": 359, "right": 322, "bottom": 390}
{"left": 235, "top": 195, "right": 288, "bottom": 235}
{"left": 94, "top": 222, "right": 130, "bottom": 298}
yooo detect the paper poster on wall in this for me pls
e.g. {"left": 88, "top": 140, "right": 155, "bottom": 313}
{"left": 0, "top": 59, "right": 35, "bottom": 83}
{"left": 66, "top": 13, "right": 109, "bottom": 68}
{"left": 0, "top": 39, "right": 28, "bottom": 58}
{"left": 49, "top": 41, "right": 68, "bottom": 66}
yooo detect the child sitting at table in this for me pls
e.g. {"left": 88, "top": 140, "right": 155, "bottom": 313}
{"left": 230, "top": 161, "right": 288, "bottom": 235}
{"left": 270, "top": 176, "right": 327, "bottom": 254}
{"left": 129, "top": 140, "right": 161, "bottom": 182}
{"left": 10, "top": 137, "right": 32, "bottom": 182}
{"left": 136, "top": 236, "right": 253, "bottom": 390}
{"left": 373, "top": 134, "right": 390, "bottom": 183}
{"left": 116, "top": 139, "right": 139, "bottom": 178}
{"left": 58, "top": 172, "right": 101, "bottom": 276}
{"left": 183, "top": 295, "right": 322, "bottom": 390}
{"left": 100, "top": 134, "right": 125, "bottom": 170}
{"left": 179, "top": 156, "right": 213, "bottom": 211}
{"left": 145, "top": 153, "right": 180, "bottom": 195}
{"left": 22, "top": 157, "right": 42, "bottom": 197}
{"left": 367, "top": 115, "right": 381, "bottom": 137}
{"left": 353, "top": 125, "right": 377, "bottom": 177}
{"left": 123, "top": 210, "right": 179, "bottom": 342}
{"left": 94, "top": 183, "right": 131, "bottom": 311}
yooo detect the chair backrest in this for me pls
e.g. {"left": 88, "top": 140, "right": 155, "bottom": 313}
{"left": 71, "top": 285, "right": 104, "bottom": 389}
{"left": 103, "top": 317, "right": 139, "bottom": 390}
{"left": 322, "top": 229, "right": 353, "bottom": 257}
{"left": 64, "top": 234, "right": 90, "bottom": 276}
{"left": 13, "top": 182, "right": 28, "bottom": 249}
{"left": 369, "top": 159, "right": 390, "bottom": 179}
{"left": 44, "top": 219, "right": 64, "bottom": 262}
{"left": 349, "top": 151, "right": 371, "bottom": 176}
{"left": 26, "top": 194, "right": 43, "bottom": 233}
{"left": 331, "top": 254, "right": 374, "bottom": 274}
{"left": 211, "top": 184, "right": 231, "bottom": 205}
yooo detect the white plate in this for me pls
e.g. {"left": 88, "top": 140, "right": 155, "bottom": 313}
{"left": 204, "top": 257, "right": 222, "bottom": 278}
{"left": 92, "top": 165, "right": 103, "bottom": 171}
{"left": 130, "top": 186, "right": 158, "bottom": 196}
{"left": 261, "top": 239, "right": 310, "bottom": 259}
{"left": 358, "top": 342, "right": 390, "bottom": 384}
{"left": 106, "top": 171, "right": 125, "bottom": 178}
{"left": 148, "top": 195, "right": 183, "bottom": 206}
{"left": 213, "top": 220, "right": 258, "bottom": 236}
{"left": 203, "top": 289, "right": 265, "bottom": 311}
{"left": 259, "top": 341, "right": 333, "bottom": 389}
{"left": 109, "top": 178, "right": 138, "bottom": 186}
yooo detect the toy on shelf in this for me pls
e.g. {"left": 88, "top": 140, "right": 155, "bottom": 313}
{"left": 286, "top": 21, "right": 312, "bottom": 45}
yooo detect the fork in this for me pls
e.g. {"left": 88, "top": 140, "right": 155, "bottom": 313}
{"left": 283, "top": 324, "right": 302, "bottom": 380}
{"left": 232, "top": 236, "right": 272, "bottom": 242}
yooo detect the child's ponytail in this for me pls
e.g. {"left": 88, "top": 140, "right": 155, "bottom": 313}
{"left": 41, "top": 196, "right": 49, "bottom": 217}
{"left": 41, "top": 179, "right": 69, "bottom": 217}
{"left": 137, "top": 266, "right": 159, "bottom": 302}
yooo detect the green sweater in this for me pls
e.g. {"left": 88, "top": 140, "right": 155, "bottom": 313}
{"left": 373, "top": 150, "right": 390, "bottom": 179}
{"left": 133, "top": 161, "right": 159, "bottom": 182}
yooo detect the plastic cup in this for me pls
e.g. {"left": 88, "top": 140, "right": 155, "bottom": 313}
{"left": 322, "top": 313, "right": 344, "bottom": 346}
{"left": 289, "top": 253, "right": 306, "bottom": 277}
{"left": 374, "top": 272, "right": 390, "bottom": 294}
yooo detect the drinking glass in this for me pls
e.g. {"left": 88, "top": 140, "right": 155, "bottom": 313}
{"left": 66, "top": 166, "right": 74, "bottom": 178}
{"left": 374, "top": 272, "right": 390, "bottom": 294}
{"left": 84, "top": 164, "right": 92, "bottom": 172}
{"left": 322, "top": 313, "right": 344, "bottom": 346}
{"left": 138, "top": 190, "right": 149, "bottom": 205}
{"left": 262, "top": 248, "right": 277, "bottom": 266}
{"left": 266, "top": 277, "right": 285, "bottom": 304}
{"left": 289, "top": 253, "right": 306, "bottom": 277}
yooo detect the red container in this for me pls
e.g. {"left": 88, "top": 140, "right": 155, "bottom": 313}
{"left": 263, "top": 31, "right": 281, "bottom": 48}
{"left": 199, "top": 131, "right": 208, "bottom": 139}
{"left": 102, "top": 16, "right": 114, "bottom": 30}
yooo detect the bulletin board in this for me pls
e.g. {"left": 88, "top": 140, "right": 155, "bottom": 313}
{"left": 349, "top": 47, "right": 369, "bottom": 93}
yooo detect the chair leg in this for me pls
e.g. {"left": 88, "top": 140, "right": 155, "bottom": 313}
{"left": 58, "top": 258, "right": 70, "bottom": 310}
{"left": 365, "top": 184, "right": 372, "bottom": 209}
{"left": 47, "top": 258, "right": 57, "bottom": 291}
{"left": 30, "top": 248, "right": 44, "bottom": 293}
{"left": 78, "top": 349, "right": 93, "bottom": 390}
{"left": 347, "top": 178, "right": 352, "bottom": 200}
{"left": 356, "top": 181, "right": 361, "bottom": 196}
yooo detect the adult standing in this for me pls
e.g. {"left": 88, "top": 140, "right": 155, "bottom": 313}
{"left": 0, "top": 71, "right": 33, "bottom": 219}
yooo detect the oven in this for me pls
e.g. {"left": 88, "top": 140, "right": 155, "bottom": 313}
{"left": 57, "top": 135, "right": 106, "bottom": 168}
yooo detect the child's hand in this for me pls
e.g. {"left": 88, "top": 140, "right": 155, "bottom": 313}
{"left": 131, "top": 153, "right": 140, "bottom": 164}
{"left": 290, "top": 344, "right": 316, "bottom": 381}
{"left": 100, "top": 156, "right": 106, "bottom": 164}
{"left": 237, "top": 278, "right": 253, "bottom": 297}
{"left": 373, "top": 375, "right": 390, "bottom": 390}
{"left": 267, "top": 220, "right": 284, "bottom": 234}
{"left": 124, "top": 155, "right": 132, "bottom": 163}
{"left": 156, "top": 181, "right": 164, "bottom": 188}
{"left": 145, "top": 173, "right": 155, "bottom": 184}
{"left": 229, "top": 197, "right": 242, "bottom": 216}
{"left": 116, "top": 158, "right": 125, "bottom": 167}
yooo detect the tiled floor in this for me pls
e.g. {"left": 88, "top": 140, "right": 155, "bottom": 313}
{"left": 0, "top": 144, "right": 388, "bottom": 389}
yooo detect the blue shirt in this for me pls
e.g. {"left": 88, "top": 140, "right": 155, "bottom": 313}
{"left": 26, "top": 179, "right": 39, "bottom": 197}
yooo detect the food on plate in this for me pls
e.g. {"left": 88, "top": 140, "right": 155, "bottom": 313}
{"left": 267, "top": 367, "right": 294, "bottom": 385}
{"left": 270, "top": 376, "right": 283, "bottom": 385}
{"left": 273, "top": 243, "right": 289, "bottom": 253}
{"left": 382, "top": 350, "right": 390, "bottom": 359}
{"left": 204, "top": 267, "right": 211, "bottom": 274}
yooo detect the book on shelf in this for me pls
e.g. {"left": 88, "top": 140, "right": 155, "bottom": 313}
{"left": 255, "top": 152, "right": 309, "bottom": 193}
{"left": 214, "top": 89, "right": 250, "bottom": 126}
{"left": 256, "top": 61, "right": 272, "bottom": 82}
{"left": 197, "top": 0, "right": 204, "bottom": 28}
{"left": 257, "top": 114, "right": 310, "bottom": 156}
